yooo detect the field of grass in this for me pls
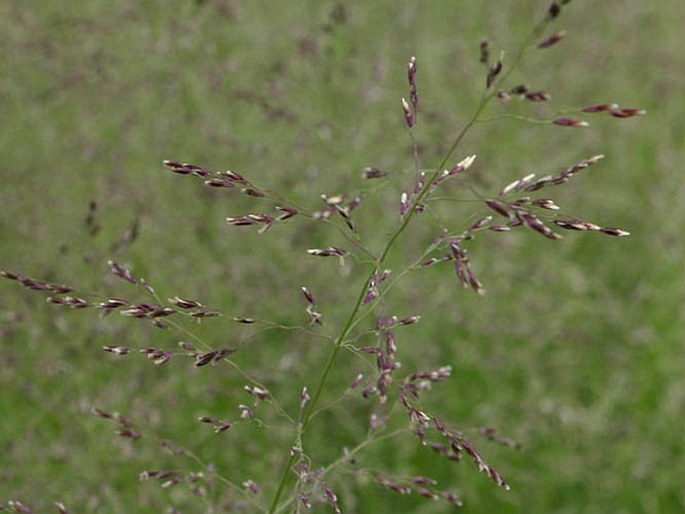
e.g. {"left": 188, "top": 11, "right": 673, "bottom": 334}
{"left": 1, "top": 1, "right": 684, "bottom": 512}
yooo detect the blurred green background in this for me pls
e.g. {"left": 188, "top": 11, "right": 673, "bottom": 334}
{"left": 1, "top": 0, "right": 683, "bottom": 512}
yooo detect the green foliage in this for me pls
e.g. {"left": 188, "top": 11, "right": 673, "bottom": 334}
{"left": 1, "top": 1, "right": 683, "bottom": 513}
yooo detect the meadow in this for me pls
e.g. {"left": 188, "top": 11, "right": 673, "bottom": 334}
{"left": 1, "top": 1, "right": 684, "bottom": 512}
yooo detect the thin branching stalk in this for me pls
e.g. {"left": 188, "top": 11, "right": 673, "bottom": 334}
{"left": 267, "top": 12, "right": 564, "bottom": 510}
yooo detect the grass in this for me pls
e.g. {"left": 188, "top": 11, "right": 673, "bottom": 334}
{"left": 1, "top": 1, "right": 684, "bottom": 512}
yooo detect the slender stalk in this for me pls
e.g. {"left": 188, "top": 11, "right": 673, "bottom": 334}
{"left": 267, "top": 264, "right": 372, "bottom": 513}
{"left": 274, "top": 428, "right": 407, "bottom": 513}
{"left": 267, "top": 95, "right": 491, "bottom": 514}
{"left": 267, "top": 17, "right": 551, "bottom": 511}
{"left": 376, "top": 94, "right": 490, "bottom": 268}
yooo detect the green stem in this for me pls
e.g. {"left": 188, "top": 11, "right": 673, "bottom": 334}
{"left": 267, "top": 16, "right": 551, "bottom": 511}
{"left": 274, "top": 428, "right": 407, "bottom": 513}
{"left": 267, "top": 261, "right": 371, "bottom": 513}
{"left": 266, "top": 96, "right": 491, "bottom": 514}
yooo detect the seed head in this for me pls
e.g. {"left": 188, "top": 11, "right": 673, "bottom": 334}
{"left": 531, "top": 198, "right": 560, "bottom": 210}
{"left": 442, "top": 491, "right": 464, "bottom": 507}
{"left": 376, "top": 475, "right": 411, "bottom": 495}
{"left": 401, "top": 97, "right": 414, "bottom": 127}
{"left": 486, "top": 51, "right": 504, "bottom": 88}
{"left": 468, "top": 215, "right": 493, "bottom": 231}
{"left": 548, "top": 1, "right": 561, "bottom": 19}
{"left": 362, "top": 166, "right": 387, "bottom": 179}
{"left": 102, "top": 345, "right": 130, "bottom": 355}
{"left": 407, "top": 56, "right": 417, "bottom": 87}
{"left": 553, "top": 117, "right": 589, "bottom": 127}
{"left": 301, "top": 286, "right": 315, "bottom": 305}
{"left": 413, "top": 171, "right": 426, "bottom": 193}
{"left": 599, "top": 226, "right": 631, "bottom": 237}
{"left": 243, "top": 480, "right": 259, "bottom": 494}
{"left": 399, "top": 315, "right": 421, "bottom": 325}
{"left": 538, "top": 30, "right": 567, "bottom": 48}
{"left": 214, "top": 420, "right": 233, "bottom": 433}
{"left": 417, "top": 487, "right": 439, "bottom": 500}
{"left": 244, "top": 385, "right": 270, "bottom": 400}
{"left": 525, "top": 90, "right": 551, "bottom": 102}
{"left": 275, "top": 205, "right": 298, "bottom": 220}
{"left": 400, "top": 191, "right": 409, "bottom": 216}
{"left": 610, "top": 107, "right": 646, "bottom": 118}
{"left": 564, "top": 219, "right": 601, "bottom": 231}
{"left": 300, "top": 387, "right": 310, "bottom": 410}
{"left": 163, "top": 160, "right": 211, "bottom": 177}
{"left": 306, "top": 247, "right": 347, "bottom": 258}
{"left": 350, "top": 373, "right": 363, "bottom": 389}
{"left": 322, "top": 484, "right": 342, "bottom": 514}
{"left": 496, "top": 90, "right": 512, "bottom": 102}
{"left": 8, "top": 501, "right": 33, "bottom": 514}
{"left": 107, "top": 260, "right": 136, "bottom": 284}
{"left": 238, "top": 404, "right": 255, "bottom": 419}
{"left": 500, "top": 173, "right": 536, "bottom": 196}
{"left": 241, "top": 187, "right": 265, "bottom": 197}
{"left": 168, "top": 296, "right": 203, "bottom": 309}
{"left": 116, "top": 428, "right": 142, "bottom": 440}
{"left": 219, "top": 170, "right": 246, "bottom": 183}
{"left": 582, "top": 103, "right": 619, "bottom": 113}
{"left": 485, "top": 199, "right": 512, "bottom": 218}
{"left": 195, "top": 351, "right": 218, "bottom": 367}
{"left": 510, "top": 84, "right": 529, "bottom": 95}
{"left": 449, "top": 154, "right": 477, "bottom": 175}
{"left": 204, "top": 178, "right": 234, "bottom": 188}
{"left": 479, "top": 38, "right": 490, "bottom": 63}
{"left": 177, "top": 341, "right": 195, "bottom": 353}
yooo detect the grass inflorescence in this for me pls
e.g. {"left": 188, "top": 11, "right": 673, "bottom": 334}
{"left": 1, "top": 1, "right": 657, "bottom": 512}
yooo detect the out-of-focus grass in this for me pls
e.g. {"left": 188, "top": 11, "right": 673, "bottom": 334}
{"left": 1, "top": 1, "right": 683, "bottom": 512}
